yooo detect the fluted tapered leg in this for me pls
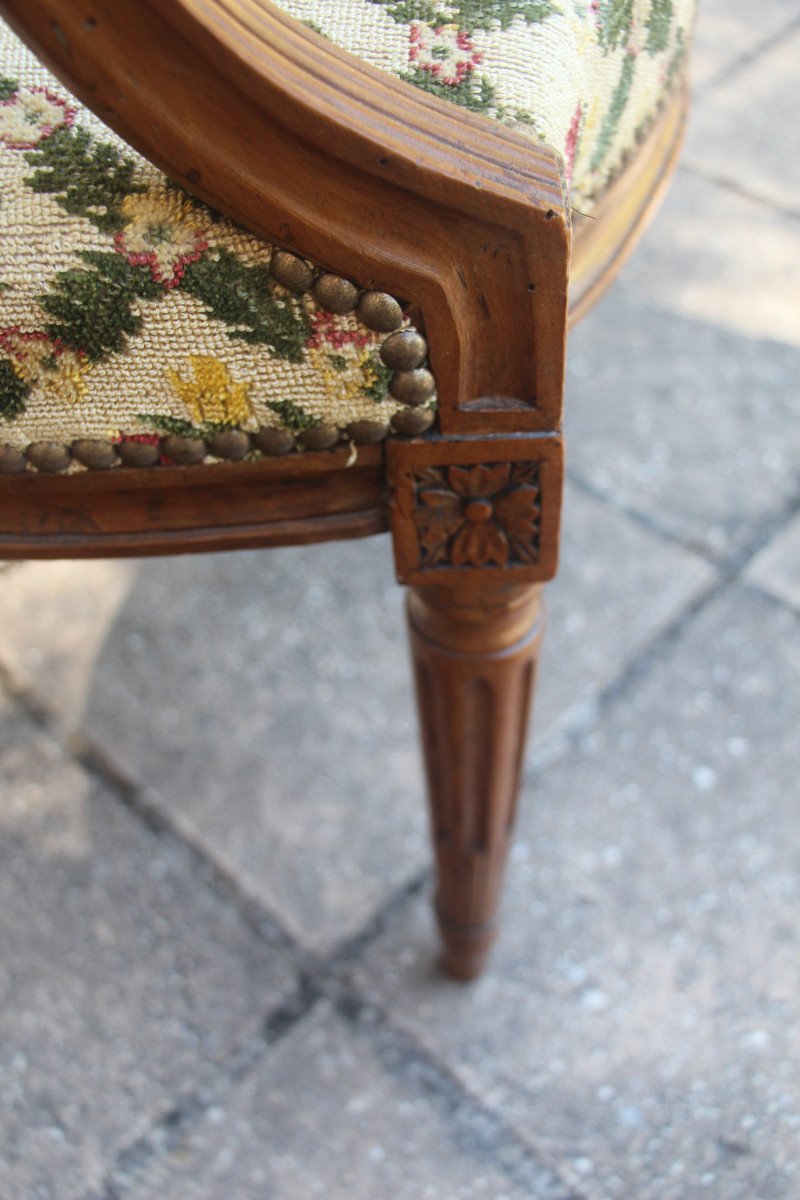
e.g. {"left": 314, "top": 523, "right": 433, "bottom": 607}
{"left": 407, "top": 580, "right": 543, "bottom": 980}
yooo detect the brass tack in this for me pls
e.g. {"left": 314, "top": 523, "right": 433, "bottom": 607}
{"left": 298, "top": 423, "right": 340, "bottom": 451}
{"left": 161, "top": 435, "right": 207, "bottom": 465}
{"left": 0, "top": 443, "right": 27, "bottom": 473}
{"left": 389, "top": 368, "right": 435, "bottom": 405}
{"left": 357, "top": 290, "right": 404, "bottom": 332}
{"left": 312, "top": 273, "right": 360, "bottom": 314}
{"left": 208, "top": 429, "right": 251, "bottom": 460}
{"left": 25, "top": 441, "right": 71, "bottom": 473}
{"left": 254, "top": 426, "right": 296, "bottom": 456}
{"left": 380, "top": 329, "right": 427, "bottom": 371}
{"left": 117, "top": 440, "right": 161, "bottom": 468}
{"left": 71, "top": 438, "right": 119, "bottom": 470}
{"left": 270, "top": 250, "right": 314, "bottom": 292}
{"left": 390, "top": 407, "right": 435, "bottom": 436}
{"left": 345, "top": 419, "right": 390, "bottom": 445}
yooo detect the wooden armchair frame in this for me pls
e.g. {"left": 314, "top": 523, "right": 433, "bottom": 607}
{"left": 0, "top": 0, "right": 687, "bottom": 977}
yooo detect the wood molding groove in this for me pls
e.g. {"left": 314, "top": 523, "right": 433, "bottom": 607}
{"left": 408, "top": 580, "right": 544, "bottom": 978}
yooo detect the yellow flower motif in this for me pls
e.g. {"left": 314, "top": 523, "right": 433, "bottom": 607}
{"left": 307, "top": 341, "right": 382, "bottom": 407}
{"left": 0, "top": 329, "right": 89, "bottom": 404}
{"left": 168, "top": 355, "right": 252, "bottom": 425}
{"left": 115, "top": 189, "right": 208, "bottom": 288}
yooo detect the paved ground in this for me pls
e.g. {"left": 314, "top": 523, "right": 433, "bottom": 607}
{"left": 1, "top": 4, "right": 799, "bottom": 1198}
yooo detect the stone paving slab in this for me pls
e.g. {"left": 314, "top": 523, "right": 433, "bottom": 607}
{"left": 347, "top": 584, "right": 800, "bottom": 1200}
{"left": 0, "top": 690, "right": 296, "bottom": 1200}
{"left": 744, "top": 513, "right": 800, "bottom": 611}
{"left": 117, "top": 1003, "right": 570, "bottom": 1200}
{"left": 0, "top": 543, "right": 426, "bottom": 956}
{"left": 537, "top": 484, "right": 714, "bottom": 753}
{"left": 690, "top": 0, "right": 800, "bottom": 90}
{"left": 566, "top": 168, "right": 800, "bottom": 560}
{"left": 685, "top": 26, "right": 800, "bottom": 215}
{"left": 0, "top": 494, "right": 712, "bottom": 955}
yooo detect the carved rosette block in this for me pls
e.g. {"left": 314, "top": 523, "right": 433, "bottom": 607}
{"left": 407, "top": 580, "right": 544, "bottom": 979}
{"left": 387, "top": 434, "right": 563, "bottom": 585}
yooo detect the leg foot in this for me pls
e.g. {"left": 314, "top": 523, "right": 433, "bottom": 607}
{"left": 407, "top": 581, "right": 544, "bottom": 980}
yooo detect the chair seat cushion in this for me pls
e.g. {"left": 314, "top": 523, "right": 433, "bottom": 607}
{"left": 0, "top": 21, "right": 436, "bottom": 473}
{"left": 277, "top": 0, "right": 696, "bottom": 211}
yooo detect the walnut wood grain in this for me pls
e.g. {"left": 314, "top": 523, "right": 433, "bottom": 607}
{"left": 0, "top": 448, "right": 387, "bottom": 557}
{"left": 408, "top": 581, "right": 543, "bottom": 979}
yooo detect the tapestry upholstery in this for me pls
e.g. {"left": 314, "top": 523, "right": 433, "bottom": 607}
{"left": 277, "top": 0, "right": 696, "bottom": 211}
{"left": 0, "top": 21, "right": 436, "bottom": 473}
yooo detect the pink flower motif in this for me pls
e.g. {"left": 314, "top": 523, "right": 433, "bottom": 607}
{"left": 306, "top": 309, "right": 372, "bottom": 352}
{"left": 0, "top": 86, "right": 76, "bottom": 149}
{"left": 408, "top": 23, "right": 483, "bottom": 88}
{"left": 564, "top": 103, "right": 583, "bottom": 187}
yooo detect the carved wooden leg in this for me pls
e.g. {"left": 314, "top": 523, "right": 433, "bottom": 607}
{"left": 407, "top": 580, "right": 544, "bottom": 980}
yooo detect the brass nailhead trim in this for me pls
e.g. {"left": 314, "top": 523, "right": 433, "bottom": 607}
{"left": 297, "top": 423, "right": 341, "bottom": 452}
{"left": 161, "top": 435, "right": 207, "bottom": 465}
{"left": 254, "top": 426, "right": 296, "bottom": 456}
{"left": 269, "top": 250, "right": 315, "bottom": 293}
{"left": 71, "top": 438, "right": 119, "bottom": 470}
{"left": 0, "top": 443, "right": 28, "bottom": 474}
{"left": 118, "top": 440, "right": 160, "bottom": 468}
{"left": 208, "top": 429, "right": 251, "bottom": 460}
{"left": 380, "top": 329, "right": 428, "bottom": 371}
{"left": 390, "top": 406, "right": 435, "bottom": 436}
{"left": 26, "top": 441, "right": 71, "bottom": 473}
{"left": 389, "top": 368, "right": 436, "bottom": 405}
{"left": 312, "top": 273, "right": 360, "bottom": 314}
{"left": 357, "top": 291, "right": 404, "bottom": 332}
{"left": 345, "top": 419, "right": 391, "bottom": 445}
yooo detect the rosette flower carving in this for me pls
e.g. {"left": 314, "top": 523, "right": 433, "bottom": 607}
{"left": 415, "top": 461, "right": 540, "bottom": 568}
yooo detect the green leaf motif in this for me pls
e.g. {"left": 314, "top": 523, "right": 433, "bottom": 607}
{"left": 454, "top": 0, "right": 555, "bottom": 30}
{"left": 645, "top": 0, "right": 673, "bottom": 53}
{"left": 400, "top": 68, "right": 496, "bottom": 113}
{"left": 138, "top": 413, "right": 202, "bottom": 438}
{"left": 265, "top": 398, "right": 320, "bottom": 431}
{"left": 590, "top": 51, "right": 635, "bottom": 171}
{"left": 664, "top": 26, "right": 686, "bottom": 88}
{"left": 40, "top": 251, "right": 162, "bottom": 361}
{"left": 138, "top": 413, "right": 247, "bottom": 438}
{"left": 362, "top": 357, "right": 393, "bottom": 403}
{"left": 0, "top": 76, "right": 18, "bottom": 101}
{"left": 24, "top": 125, "right": 144, "bottom": 233}
{"left": 180, "top": 250, "right": 311, "bottom": 362}
{"left": 377, "top": 0, "right": 445, "bottom": 22}
{"left": 596, "top": 0, "right": 634, "bottom": 53}
{"left": 0, "top": 357, "right": 29, "bottom": 419}
{"left": 370, "top": 0, "right": 554, "bottom": 30}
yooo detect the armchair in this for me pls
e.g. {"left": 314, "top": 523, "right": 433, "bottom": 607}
{"left": 0, "top": 0, "right": 694, "bottom": 977}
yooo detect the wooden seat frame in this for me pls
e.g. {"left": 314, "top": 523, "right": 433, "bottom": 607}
{"left": 0, "top": 0, "right": 687, "bottom": 978}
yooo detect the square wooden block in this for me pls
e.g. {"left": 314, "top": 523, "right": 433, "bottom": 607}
{"left": 387, "top": 434, "right": 563, "bottom": 585}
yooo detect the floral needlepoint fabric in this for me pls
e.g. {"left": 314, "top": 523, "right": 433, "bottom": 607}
{"left": 279, "top": 0, "right": 696, "bottom": 208}
{"left": 0, "top": 21, "right": 431, "bottom": 465}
